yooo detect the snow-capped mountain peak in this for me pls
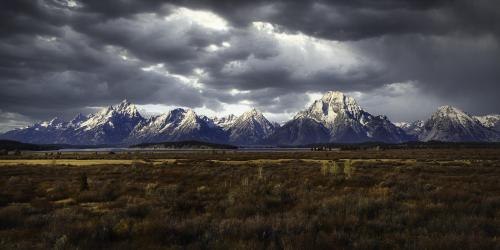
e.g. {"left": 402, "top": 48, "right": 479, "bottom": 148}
{"left": 114, "top": 99, "right": 141, "bottom": 117}
{"left": 39, "top": 117, "right": 65, "bottom": 128}
{"left": 2, "top": 92, "right": 499, "bottom": 145}
{"left": 395, "top": 120, "right": 424, "bottom": 129}
{"left": 433, "top": 105, "right": 477, "bottom": 127}
{"left": 213, "top": 114, "right": 237, "bottom": 130}
{"left": 80, "top": 108, "right": 113, "bottom": 130}
{"left": 240, "top": 108, "right": 265, "bottom": 121}
{"left": 34, "top": 117, "right": 63, "bottom": 128}
{"left": 395, "top": 120, "right": 424, "bottom": 136}
{"left": 419, "top": 105, "right": 499, "bottom": 142}
{"left": 79, "top": 100, "right": 143, "bottom": 131}
{"left": 127, "top": 107, "right": 226, "bottom": 144}
{"left": 437, "top": 105, "right": 462, "bottom": 114}
{"left": 474, "top": 114, "right": 500, "bottom": 132}
{"left": 277, "top": 90, "right": 410, "bottom": 144}
{"left": 179, "top": 109, "right": 200, "bottom": 129}
{"left": 296, "top": 91, "right": 363, "bottom": 126}
{"left": 394, "top": 121, "right": 410, "bottom": 128}
{"left": 227, "top": 108, "right": 275, "bottom": 144}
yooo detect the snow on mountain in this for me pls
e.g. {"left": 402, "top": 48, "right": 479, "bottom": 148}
{"left": 127, "top": 108, "right": 226, "bottom": 144}
{"left": 281, "top": 91, "right": 410, "bottom": 144}
{"left": 474, "top": 114, "right": 500, "bottom": 132}
{"left": 226, "top": 108, "right": 275, "bottom": 144}
{"left": 0, "top": 100, "right": 145, "bottom": 145}
{"left": 71, "top": 100, "right": 145, "bottom": 144}
{"left": 213, "top": 114, "right": 238, "bottom": 130}
{"left": 68, "top": 113, "right": 88, "bottom": 127}
{"left": 0, "top": 118, "right": 73, "bottom": 144}
{"left": 2, "top": 94, "right": 499, "bottom": 145}
{"left": 419, "top": 106, "right": 499, "bottom": 142}
{"left": 79, "top": 100, "right": 142, "bottom": 131}
{"left": 295, "top": 91, "right": 363, "bottom": 127}
{"left": 199, "top": 115, "right": 217, "bottom": 129}
{"left": 395, "top": 120, "right": 424, "bottom": 136}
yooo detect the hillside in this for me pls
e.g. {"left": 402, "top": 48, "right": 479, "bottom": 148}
{"left": 0, "top": 140, "right": 60, "bottom": 151}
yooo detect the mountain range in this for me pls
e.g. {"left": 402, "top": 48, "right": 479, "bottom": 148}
{"left": 1, "top": 91, "right": 499, "bottom": 145}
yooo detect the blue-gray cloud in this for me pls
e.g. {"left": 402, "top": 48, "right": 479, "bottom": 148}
{"left": 0, "top": 0, "right": 499, "bottom": 129}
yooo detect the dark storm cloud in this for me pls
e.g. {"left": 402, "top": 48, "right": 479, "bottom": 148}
{"left": 352, "top": 34, "right": 500, "bottom": 115}
{"left": 0, "top": 8, "right": 211, "bottom": 122}
{"left": 0, "top": 0, "right": 499, "bottom": 129}
{"left": 175, "top": 0, "right": 500, "bottom": 40}
{"left": 172, "top": 0, "right": 500, "bottom": 117}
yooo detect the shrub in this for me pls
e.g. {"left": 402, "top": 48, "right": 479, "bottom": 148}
{"left": 331, "top": 161, "right": 344, "bottom": 177}
{"left": 47, "top": 183, "right": 71, "bottom": 201}
{"left": 30, "top": 198, "right": 53, "bottom": 213}
{"left": 156, "top": 184, "right": 180, "bottom": 207}
{"left": 53, "top": 235, "right": 70, "bottom": 250}
{"left": 144, "top": 183, "right": 159, "bottom": 196}
{"left": 344, "top": 159, "right": 353, "bottom": 178}
{"left": 0, "top": 206, "right": 24, "bottom": 229}
{"left": 79, "top": 173, "right": 89, "bottom": 191}
{"left": 321, "top": 162, "right": 328, "bottom": 176}
{"left": 76, "top": 182, "right": 121, "bottom": 202}
{"left": 0, "top": 194, "right": 10, "bottom": 207}
{"left": 125, "top": 203, "right": 150, "bottom": 218}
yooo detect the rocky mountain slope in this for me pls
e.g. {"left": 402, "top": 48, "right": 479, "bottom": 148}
{"left": 226, "top": 109, "right": 275, "bottom": 144}
{"left": 2, "top": 92, "right": 499, "bottom": 145}
{"left": 127, "top": 108, "right": 227, "bottom": 144}
{"left": 270, "top": 91, "right": 411, "bottom": 145}
{"left": 418, "top": 106, "right": 499, "bottom": 142}
{"left": 395, "top": 120, "right": 425, "bottom": 136}
{"left": 0, "top": 100, "right": 145, "bottom": 144}
{"left": 474, "top": 114, "right": 500, "bottom": 132}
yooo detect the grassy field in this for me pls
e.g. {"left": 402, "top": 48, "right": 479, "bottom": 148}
{"left": 0, "top": 149, "right": 499, "bottom": 249}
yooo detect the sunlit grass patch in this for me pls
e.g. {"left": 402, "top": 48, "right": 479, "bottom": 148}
{"left": 0, "top": 159, "right": 181, "bottom": 166}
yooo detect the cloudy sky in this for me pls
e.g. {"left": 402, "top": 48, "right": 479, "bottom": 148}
{"left": 1, "top": 0, "right": 499, "bottom": 132}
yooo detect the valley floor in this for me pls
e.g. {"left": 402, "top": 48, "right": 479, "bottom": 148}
{"left": 0, "top": 149, "right": 499, "bottom": 249}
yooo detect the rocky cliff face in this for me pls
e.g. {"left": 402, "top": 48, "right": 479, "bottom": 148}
{"left": 419, "top": 106, "right": 499, "bottom": 142}
{"left": 2, "top": 93, "right": 499, "bottom": 145}
{"left": 271, "top": 91, "right": 411, "bottom": 144}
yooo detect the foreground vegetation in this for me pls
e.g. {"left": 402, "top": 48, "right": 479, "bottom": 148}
{"left": 0, "top": 149, "right": 499, "bottom": 249}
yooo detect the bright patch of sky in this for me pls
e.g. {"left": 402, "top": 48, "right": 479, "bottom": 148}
{"left": 165, "top": 7, "right": 229, "bottom": 31}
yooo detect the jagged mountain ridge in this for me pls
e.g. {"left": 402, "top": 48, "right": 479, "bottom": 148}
{"left": 1, "top": 91, "right": 499, "bottom": 145}
{"left": 474, "top": 114, "right": 500, "bottom": 132}
{"left": 127, "top": 108, "right": 227, "bottom": 144}
{"left": 0, "top": 100, "right": 276, "bottom": 145}
{"left": 226, "top": 109, "right": 276, "bottom": 144}
{"left": 395, "top": 120, "right": 425, "bottom": 136}
{"left": 275, "top": 91, "right": 412, "bottom": 144}
{"left": 0, "top": 100, "right": 145, "bottom": 144}
{"left": 72, "top": 100, "right": 146, "bottom": 144}
{"left": 418, "top": 106, "right": 499, "bottom": 142}
{"left": 212, "top": 114, "right": 237, "bottom": 130}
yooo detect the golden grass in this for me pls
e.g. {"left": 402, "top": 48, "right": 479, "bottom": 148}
{"left": 0, "top": 158, "right": 483, "bottom": 167}
{"left": 0, "top": 149, "right": 498, "bottom": 249}
{"left": 0, "top": 159, "right": 179, "bottom": 166}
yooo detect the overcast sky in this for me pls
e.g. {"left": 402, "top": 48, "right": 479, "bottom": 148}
{"left": 1, "top": 0, "right": 499, "bottom": 132}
